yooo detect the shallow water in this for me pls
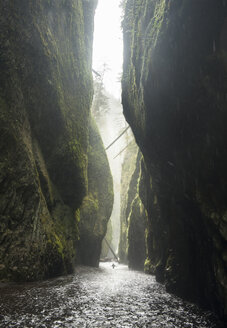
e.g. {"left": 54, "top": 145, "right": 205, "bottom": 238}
{"left": 0, "top": 263, "right": 224, "bottom": 327}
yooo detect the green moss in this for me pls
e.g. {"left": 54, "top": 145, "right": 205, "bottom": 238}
{"left": 119, "top": 141, "right": 139, "bottom": 263}
{"left": 78, "top": 117, "right": 114, "bottom": 266}
{"left": 144, "top": 257, "right": 153, "bottom": 273}
{"left": 0, "top": 0, "right": 97, "bottom": 282}
{"left": 101, "top": 219, "right": 113, "bottom": 259}
{"left": 148, "top": 0, "right": 166, "bottom": 47}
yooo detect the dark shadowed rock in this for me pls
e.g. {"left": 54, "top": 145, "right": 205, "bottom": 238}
{"left": 127, "top": 194, "right": 146, "bottom": 271}
{"left": 122, "top": 0, "right": 227, "bottom": 320}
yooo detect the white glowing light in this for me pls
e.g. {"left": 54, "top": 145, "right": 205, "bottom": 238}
{"left": 92, "top": 0, "right": 123, "bottom": 99}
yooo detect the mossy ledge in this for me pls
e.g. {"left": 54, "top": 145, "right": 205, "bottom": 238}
{"left": 0, "top": 0, "right": 98, "bottom": 282}
{"left": 122, "top": 0, "right": 227, "bottom": 320}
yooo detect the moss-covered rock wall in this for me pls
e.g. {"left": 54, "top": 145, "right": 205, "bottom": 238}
{"left": 0, "top": 0, "right": 98, "bottom": 281}
{"left": 100, "top": 219, "right": 113, "bottom": 259}
{"left": 119, "top": 143, "right": 146, "bottom": 270}
{"left": 122, "top": 0, "right": 227, "bottom": 319}
{"left": 78, "top": 118, "right": 114, "bottom": 267}
{"left": 119, "top": 141, "right": 138, "bottom": 263}
{"left": 127, "top": 153, "right": 146, "bottom": 270}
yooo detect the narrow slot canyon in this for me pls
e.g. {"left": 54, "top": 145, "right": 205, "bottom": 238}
{"left": 0, "top": 0, "right": 226, "bottom": 327}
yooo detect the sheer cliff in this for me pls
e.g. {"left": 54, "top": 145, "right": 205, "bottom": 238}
{"left": 119, "top": 142, "right": 146, "bottom": 270}
{"left": 0, "top": 0, "right": 113, "bottom": 282}
{"left": 127, "top": 152, "right": 146, "bottom": 271}
{"left": 119, "top": 141, "right": 138, "bottom": 264}
{"left": 122, "top": 0, "right": 227, "bottom": 319}
{"left": 78, "top": 119, "right": 113, "bottom": 267}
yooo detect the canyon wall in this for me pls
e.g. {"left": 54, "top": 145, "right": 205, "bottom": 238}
{"left": 0, "top": 0, "right": 113, "bottom": 282}
{"left": 119, "top": 141, "right": 138, "bottom": 264}
{"left": 127, "top": 153, "right": 146, "bottom": 271}
{"left": 78, "top": 119, "right": 113, "bottom": 267}
{"left": 119, "top": 142, "right": 146, "bottom": 270}
{"left": 122, "top": 0, "right": 227, "bottom": 318}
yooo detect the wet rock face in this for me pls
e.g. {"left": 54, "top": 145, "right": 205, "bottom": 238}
{"left": 126, "top": 152, "right": 146, "bottom": 271}
{"left": 122, "top": 0, "right": 227, "bottom": 319}
{"left": 119, "top": 145, "right": 146, "bottom": 270}
{"left": 127, "top": 194, "right": 146, "bottom": 271}
{"left": 119, "top": 141, "right": 138, "bottom": 264}
{"left": 0, "top": 0, "right": 97, "bottom": 281}
{"left": 78, "top": 119, "right": 114, "bottom": 267}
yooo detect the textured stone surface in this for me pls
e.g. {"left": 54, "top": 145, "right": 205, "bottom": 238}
{"left": 119, "top": 141, "right": 138, "bottom": 264}
{"left": 119, "top": 144, "right": 146, "bottom": 270}
{"left": 127, "top": 194, "right": 146, "bottom": 271}
{"left": 122, "top": 0, "right": 227, "bottom": 319}
{"left": 0, "top": 0, "right": 98, "bottom": 281}
{"left": 78, "top": 119, "right": 114, "bottom": 267}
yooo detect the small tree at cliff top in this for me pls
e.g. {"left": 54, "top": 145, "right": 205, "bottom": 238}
{"left": 119, "top": 0, "right": 127, "bottom": 10}
{"left": 92, "top": 64, "right": 109, "bottom": 119}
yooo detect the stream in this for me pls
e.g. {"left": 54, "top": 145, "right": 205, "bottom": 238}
{"left": 0, "top": 263, "right": 224, "bottom": 328}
